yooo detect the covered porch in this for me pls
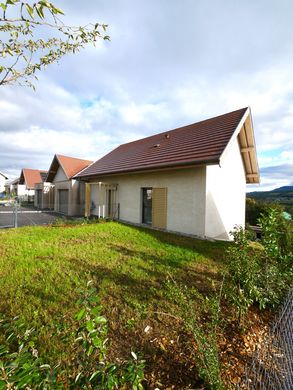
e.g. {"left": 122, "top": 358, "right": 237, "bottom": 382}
{"left": 84, "top": 182, "right": 119, "bottom": 219}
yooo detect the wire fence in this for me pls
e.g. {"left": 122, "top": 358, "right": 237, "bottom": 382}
{"left": 0, "top": 201, "right": 18, "bottom": 228}
{"left": 238, "top": 289, "right": 293, "bottom": 389}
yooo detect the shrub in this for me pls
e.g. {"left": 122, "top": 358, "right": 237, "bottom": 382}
{"left": 0, "top": 282, "right": 145, "bottom": 389}
{"left": 165, "top": 280, "right": 224, "bottom": 390}
{"left": 224, "top": 226, "right": 261, "bottom": 322}
{"left": 225, "top": 208, "right": 293, "bottom": 322}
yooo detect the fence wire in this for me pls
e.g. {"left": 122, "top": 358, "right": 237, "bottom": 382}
{"left": 238, "top": 289, "right": 293, "bottom": 389}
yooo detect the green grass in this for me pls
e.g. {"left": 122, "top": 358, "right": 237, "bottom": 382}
{"left": 0, "top": 221, "right": 228, "bottom": 384}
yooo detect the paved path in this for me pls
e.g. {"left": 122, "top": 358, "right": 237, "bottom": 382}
{"left": 0, "top": 206, "right": 60, "bottom": 228}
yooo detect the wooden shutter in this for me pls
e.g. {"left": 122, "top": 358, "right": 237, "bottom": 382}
{"left": 152, "top": 187, "right": 167, "bottom": 229}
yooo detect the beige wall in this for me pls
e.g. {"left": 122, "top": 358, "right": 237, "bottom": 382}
{"left": 52, "top": 166, "right": 85, "bottom": 216}
{"left": 34, "top": 182, "right": 54, "bottom": 209}
{"left": 89, "top": 167, "right": 206, "bottom": 237}
{"left": 205, "top": 137, "right": 246, "bottom": 240}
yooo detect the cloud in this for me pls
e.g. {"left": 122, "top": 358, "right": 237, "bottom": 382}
{"left": 0, "top": 0, "right": 292, "bottom": 192}
{"left": 248, "top": 164, "right": 293, "bottom": 192}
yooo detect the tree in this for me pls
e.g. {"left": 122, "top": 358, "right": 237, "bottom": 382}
{"left": 0, "top": 0, "right": 109, "bottom": 87}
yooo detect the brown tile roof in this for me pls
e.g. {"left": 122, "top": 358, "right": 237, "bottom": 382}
{"left": 46, "top": 154, "right": 93, "bottom": 182}
{"left": 19, "top": 169, "right": 47, "bottom": 189}
{"left": 76, "top": 107, "right": 248, "bottom": 178}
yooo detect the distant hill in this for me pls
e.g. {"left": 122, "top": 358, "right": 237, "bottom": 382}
{"left": 247, "top": 185, "right": 293, "bottom": 212}
{"left": 248, "top": 185, "right": 293, "bottom": 198}
{"left": 272, "top": 185, "right": 293, "bottom": 192}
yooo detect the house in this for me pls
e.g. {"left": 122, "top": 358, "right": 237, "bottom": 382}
{"left": 4, "top": 177, "right": 19, "bottom": 196}
{"left": 18, "top": 169, "right": 47, "bottom": 201}
{"left": 0, "top": 171, "right": 8, "bottom": 193}
{"left": 34, "top": 181, "right": 55, "bottom": 210}
{"left": 43, "top": 154, "right": 93, "bottom": 215}
{"left": 75, "top": 107, "right": 260, "bottom": 240}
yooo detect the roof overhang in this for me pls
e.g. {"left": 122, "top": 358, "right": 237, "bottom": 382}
{"left": 75, "top": 159, "right": 218, "bottom": 181}
{"left": 46, "top": 155, "right": 69, "bottom": 182}
{"left": 219, "top": 107, "right": 260, "bottom": 184}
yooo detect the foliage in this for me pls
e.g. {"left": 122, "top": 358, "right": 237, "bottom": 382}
{"left": 245, "top": 197, "right": 284, "bottom": 226}
{"left": 0, "top": 0, "right": 109, "bottom": 87}
{"left": 224, "top": 226, "right": 261, "bottom": 322}
{"left": 71, "top": 281, "right": 145, "bottom": 389}
{"left": 165, "top": 279, "right": 224, "bottom": 390}
{"left": 0, "top": 282, "right": 145, "bottom": 389}
{"left": 0, "top": 316, "right": 57, "bottom": 388}
{"left": 258, "top": 207, "right": 292, "bottom": 263}
{"left": 225, "top": 208, "right": 293, "bottom": 323}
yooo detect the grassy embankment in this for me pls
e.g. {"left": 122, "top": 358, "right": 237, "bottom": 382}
{"left": 0, "top": 221, "right": 268, "bottom": 388}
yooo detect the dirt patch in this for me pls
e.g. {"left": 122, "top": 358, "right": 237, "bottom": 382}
{"left": 103, "top": 292, "right": 274, "bottom": 389}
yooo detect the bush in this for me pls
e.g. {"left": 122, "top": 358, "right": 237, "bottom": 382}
{"left": 225, "top": 208, "right": 293, "bottom": 323}
{"left": 0, "top": 282, "right": 145, "bottom": 389}
{"left": 165, "top": 280, "right": 224, "bottom": 390}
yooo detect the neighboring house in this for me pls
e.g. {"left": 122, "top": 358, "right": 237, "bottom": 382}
{"left": 44, "top": 154, "right": 92, "bottom": 216}
{"left": 34, "top": 181, "right": 55, "bottom": 210}
{"left": 75, "top": 107, "right": 260, "bottom": 240}
{"left": 5, "top": 177, "right": 19, "bottom": 196}
{"left": 0, "top": 171, "right": 8, "bottom": 193}
{"left": 18, "top": 168, "right": 47, "bottom": 201}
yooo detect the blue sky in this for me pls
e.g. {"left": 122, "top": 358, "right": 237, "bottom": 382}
{"left": 0, "top": 0, "right": 292, "bottom": 191}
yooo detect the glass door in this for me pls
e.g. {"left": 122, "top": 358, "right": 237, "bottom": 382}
{"left": 142, "top": 188, "right": 152, "bottom": 225}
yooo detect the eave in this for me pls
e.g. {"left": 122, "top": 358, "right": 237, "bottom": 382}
{"left": 220, "top": 107, "right": 260, "bottom": 184}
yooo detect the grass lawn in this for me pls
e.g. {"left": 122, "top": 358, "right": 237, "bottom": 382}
{"left": 0, "top": 221, "right": 270, "bottom": 388}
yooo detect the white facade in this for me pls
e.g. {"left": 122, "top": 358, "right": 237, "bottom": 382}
{"left": 90, "top": 167, "right": 206, "bottom": 237}
{"left": 0, "top": 172, "right": 8, "bottom": 193}
{"left": 17, "top": 184, "right": 34, "bottom": 198}
{"left": 87, "top": 139, "right": 246, "bottom": 241}
{"left": 205, "top": 138, "right": 246, "bottom": 240}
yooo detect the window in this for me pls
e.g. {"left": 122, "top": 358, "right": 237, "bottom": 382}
{"left": 142, "top": 188, "right": 152, "bottom": 225}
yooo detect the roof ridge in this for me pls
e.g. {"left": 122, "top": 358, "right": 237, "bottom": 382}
{"left": 56, "top": 154, "right": 92, "bottom": 163}
{"left": 119, "top": 107, "right": 248, "bottom": 148}
{"left": 76, "top": 107, "right": 249, "bottom": 179}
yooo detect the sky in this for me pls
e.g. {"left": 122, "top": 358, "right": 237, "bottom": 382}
{"left": 0, "top": 0, "right": 292, "bottom": 191}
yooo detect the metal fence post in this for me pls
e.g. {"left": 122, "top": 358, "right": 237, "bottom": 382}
{"left": 14, "top": 201, "right": 18, "bottom": 228}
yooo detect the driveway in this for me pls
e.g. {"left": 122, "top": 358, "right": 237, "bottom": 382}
{"left": 0, "top": 206, "right": 62, "bottom": 228}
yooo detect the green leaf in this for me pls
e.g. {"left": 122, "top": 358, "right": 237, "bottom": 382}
{"left": 25, "top": 3, "right": 34, "bottom": 19}
{"left": 91, "top": 306, "right": 101, "bottom": 316}
{"left": 86, "top": 320, "right": 94, "bottom": 332}
{"left": 51, "top": 6, "right": 64, "bottom": 15}
{"left": 89, "top": 370, "right": 100, "bottom": 382}
{"left": 76, "top": 308, "right": 86, "bottom": 321}
{"left": 75, "top": 372, "right": 82, "bottom": 383}
{"left": 94, "top": 316, "right": 107, "bottom": 324}
{"left": 36, "top": 5, "right": 44, "bottom": 19}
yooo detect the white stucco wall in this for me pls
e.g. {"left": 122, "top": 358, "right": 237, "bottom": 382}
{"left": 89, "top": 167, "right": 206, "bottom": 236}
{"left": 205, "top": 138, "right": 246, "bottom": 240}
{"left": 17, "top": 184, "right": 34, "bottom": 197}
{"left": 0, "top": 174, "right": 6, "bottom": 193}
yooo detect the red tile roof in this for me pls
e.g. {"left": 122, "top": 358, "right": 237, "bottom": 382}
{"left": 19, "top": 169, "right": 47, "bottom": 189}
{"left": 46, "top": 154, "right": 93, "bottom": 182}
{"left": 76, "top": 107, "right": 248, "bottom": 178}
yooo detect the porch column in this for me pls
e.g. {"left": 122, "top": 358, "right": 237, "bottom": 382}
{"left": 85, "top": 183, "right": 91, "bottom": 217}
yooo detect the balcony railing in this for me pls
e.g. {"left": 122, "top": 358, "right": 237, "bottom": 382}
{"left": 90, "top": 203, "right": 120, "bottom": 220}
